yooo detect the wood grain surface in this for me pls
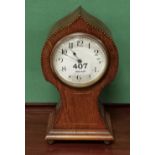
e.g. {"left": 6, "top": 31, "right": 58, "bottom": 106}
{"left": 25, "top": 105, "right": 130, "bottom": 155}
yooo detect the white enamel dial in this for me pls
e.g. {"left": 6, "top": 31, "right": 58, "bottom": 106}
{"left": 51, "top": 33, "right": 108, "bottom": 88}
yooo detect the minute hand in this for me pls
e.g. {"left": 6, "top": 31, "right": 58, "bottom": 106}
{"left": 70, "top": 49, "right": 81, "bottom": 60}
{"left": 63, "top": 53, "right": 78, "bottom": 61}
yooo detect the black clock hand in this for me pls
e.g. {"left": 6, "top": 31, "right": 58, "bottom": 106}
{"left": 69, "top": 49, "right": 82, "bottom": 63}
{"left": 63, "top": 53, "right": 78, "bottom": 61}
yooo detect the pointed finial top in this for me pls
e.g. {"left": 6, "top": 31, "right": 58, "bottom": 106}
{"left": 50, "top": 6, "right": 111, "bottom": 36}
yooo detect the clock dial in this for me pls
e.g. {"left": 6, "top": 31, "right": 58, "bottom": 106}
{"left": 51, "top": 33, "right": 108, "bottom": 87}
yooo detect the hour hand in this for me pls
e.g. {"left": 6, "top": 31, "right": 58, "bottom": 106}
{"left": 70, "top": 49, "right": 79, "bottom": 59}
{"left": 62, "top": 53, "right": 78, "bottom": 61}
{"left": 69, "top": 49, "right": 82, "bottom": 63}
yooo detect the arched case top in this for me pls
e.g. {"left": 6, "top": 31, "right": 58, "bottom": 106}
{"left": 41, "top": 7, "right": 118, "bottom": 92}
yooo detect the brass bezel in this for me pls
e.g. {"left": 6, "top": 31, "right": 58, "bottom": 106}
{"left": 50, "top": 32, "right": 108, "bottom": 88}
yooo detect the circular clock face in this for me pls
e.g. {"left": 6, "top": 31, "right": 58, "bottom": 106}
{"left": 51, "top": 33, "right": 108, "bottom": 88}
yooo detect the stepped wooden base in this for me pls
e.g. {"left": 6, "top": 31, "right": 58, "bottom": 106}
{"left": 45, "top": 109, "right": 114, "bottom": 142}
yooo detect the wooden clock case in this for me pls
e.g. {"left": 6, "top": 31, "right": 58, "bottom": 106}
{"left": 41, "top": 7, "right": 118, "bottom": 143}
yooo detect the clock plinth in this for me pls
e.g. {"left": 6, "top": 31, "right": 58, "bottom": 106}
{"left": 45, "top": 106, "right": 114, "bottom": 141}
{"left": 45, "top": 91, "right": 113, "bottom": 142}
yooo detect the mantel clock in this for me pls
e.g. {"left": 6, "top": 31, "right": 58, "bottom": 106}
{"left": 41, "top": 7, "right": 118, "bottom": 144}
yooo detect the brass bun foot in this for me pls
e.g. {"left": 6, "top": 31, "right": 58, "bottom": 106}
{"left": 47, "top": 140, "right": 54, "bottom": 145}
